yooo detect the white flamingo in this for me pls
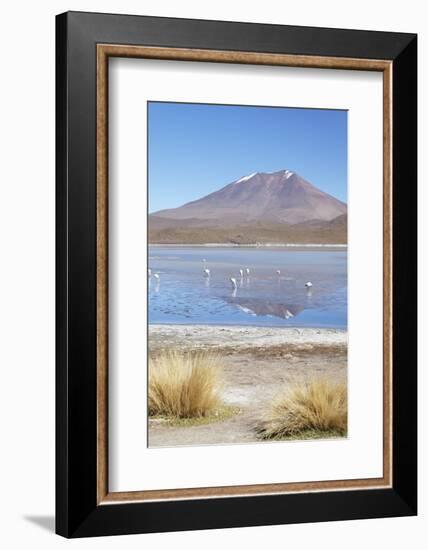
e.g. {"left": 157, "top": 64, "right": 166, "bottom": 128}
{"left": 230, "top": 277, "right": 237, "bottom": 289}
{"left": 239, "top": 269, "right": 244, "bottom": 278}
{"left": 305, "top": 281, "right": 313, "bottom": 288}
{"left": 153, "top": 273, "right": 160, "bottom": 281}
{"left": 245, "top": 268, "right": 250, "bottom": 276}
{"left": 203, "top": 268, "right": 210, "bottom": 277}
{"left": 276, "top": 269, "right": 281, "bottom": 276}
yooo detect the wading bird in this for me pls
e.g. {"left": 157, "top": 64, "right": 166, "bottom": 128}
{"left": 245, "top": 268, "right": 250, "bottom": 276}
{"left": 153, "top": 273, "right": 160, "bottom": 281}
{"left": 203, "top": 268, "right": 210, "bottom": 277}
{"left": 305, "top": 281, "right": 313, "bottom": 288}
{"left": 148, "top": 268, "right": 152, "bottom": 277}
{"left": 239, "top": 269, "right": 244, "bottom": 278}
{"left": 230, "top": 277, "right": 237, "bottom": 289}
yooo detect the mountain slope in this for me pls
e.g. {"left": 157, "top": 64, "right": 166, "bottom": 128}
{"left": 151, "top": 170, "right": 346, "bottom": 225}
{"left": 148, "top": 215, "right": 347, "bottom": 245}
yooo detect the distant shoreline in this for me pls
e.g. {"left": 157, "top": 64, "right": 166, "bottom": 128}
{"left": 149, "top": 243, "right": 347, "bottom": 249}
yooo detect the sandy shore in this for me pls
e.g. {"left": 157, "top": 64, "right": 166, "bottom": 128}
{"left": 149, "top": 324, "right": 347, "bottom": 353}
{"left": 148, "top": 324, "right": 347, "bottom": 447}
{"left": 150, "top": 243, "right": 347, "bottom": 248}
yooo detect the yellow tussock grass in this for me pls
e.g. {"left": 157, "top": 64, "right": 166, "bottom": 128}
{"left": 148, "top": 350, "right": 223, "bottom": 418}
{"left": 257, "top": 377, "right": 347, "bottom": 439}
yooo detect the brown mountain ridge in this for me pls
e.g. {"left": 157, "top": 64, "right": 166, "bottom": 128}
{"left": 149, "top": 170, "right": 347, "bottom": 244}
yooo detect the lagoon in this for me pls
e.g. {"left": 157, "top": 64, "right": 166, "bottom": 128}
{"left": 148, "top": 246, "right": 347, "bottom": 329}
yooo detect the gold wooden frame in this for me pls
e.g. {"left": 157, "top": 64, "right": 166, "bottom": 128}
{"left": 96, "top": 44, "right": 393, "bottom": 505}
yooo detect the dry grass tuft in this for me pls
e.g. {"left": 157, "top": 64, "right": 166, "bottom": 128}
{"left": 257, "top": 377, "right": 347, "bottom": 439}
{"left": 148, "top": 350, "right": 223, "bottom": 418}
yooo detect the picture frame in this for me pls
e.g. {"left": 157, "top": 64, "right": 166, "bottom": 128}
{"left": 56, "top": 11, "right": 417, "bottom": 538}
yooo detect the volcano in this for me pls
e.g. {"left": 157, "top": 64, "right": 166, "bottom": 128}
{"left": 149, "top": 170, "right": 347, "bottom": 244}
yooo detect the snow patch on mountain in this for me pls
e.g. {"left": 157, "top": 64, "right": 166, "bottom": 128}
{"left": 235, "top": 172, "right": 257, "bottom": 184}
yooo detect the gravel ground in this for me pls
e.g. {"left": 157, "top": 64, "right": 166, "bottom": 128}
{"left": 148, "top": 325, "right": 347, "bottom": 448}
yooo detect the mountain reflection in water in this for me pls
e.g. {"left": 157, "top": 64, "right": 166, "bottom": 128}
{"left": 227, "top": 297, "right": 304, "bottom": 320}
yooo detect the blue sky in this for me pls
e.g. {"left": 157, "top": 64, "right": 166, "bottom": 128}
{"left": 148, "top": 102, "right": 347, "bottom": 213}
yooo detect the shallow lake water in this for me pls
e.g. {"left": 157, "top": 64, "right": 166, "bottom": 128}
{"left": 148, "top": 246, "right": 347, "bottom": 329}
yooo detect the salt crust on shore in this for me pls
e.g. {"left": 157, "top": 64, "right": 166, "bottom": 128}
{"left": 149, "top": 324, "right": 347, "bottom": 350}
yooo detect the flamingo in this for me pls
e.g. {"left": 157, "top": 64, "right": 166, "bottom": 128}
{"left": 148, "top": 268, "right": 152, "bottom": 277}
{"left": 239, "top": 269, "right": 244, "bottom": 278}
{"left": 203, "top": 268, "right": 210, "bottom": 277}
{"left": 230, "top": 277, "right": 237, "bottom": 289}
{"left": 276, "top": 269, "right": 281, "bottom": 276}
{"left": 305, "top": 281, "right": 313, "bottom": 288}
{"left": 245, "top": 268, "right": 250, "bottom": 276}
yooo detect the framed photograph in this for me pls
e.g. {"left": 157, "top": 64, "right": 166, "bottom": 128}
{"left": 56, "top": 11, "right": 417, "bottom": 537}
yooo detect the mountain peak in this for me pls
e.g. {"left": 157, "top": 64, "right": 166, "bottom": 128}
{"left": 152, "top": 170, "right": 346, "bottom": 225}
{"left": 234, "top": 169, "right": 296, "bottom": 184}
